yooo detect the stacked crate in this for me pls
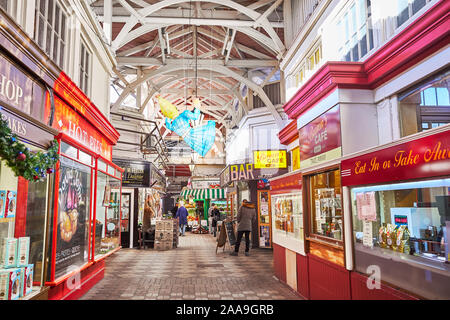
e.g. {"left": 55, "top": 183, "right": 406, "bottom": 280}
{"left": 154, "top": 220, "right": 173, "bottom": 251}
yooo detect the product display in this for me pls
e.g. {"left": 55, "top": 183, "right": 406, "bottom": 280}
{"left": 0, "top": 191, "right": 6, "bottom": 217}
{"left": 0, "top": 268, "right": 20, "bottom": 300}
{"left": 258, "top": 190, "right": 271, "bottom": 248}
{"left": 19, "top": 264, "right": 33, "bottom": 297}
{"left": 271, "top": 193, "right": 303, "bottom": 240}
{"left": 1, "top": 238, "right": 17, "bottom": 268}
{"left": 4, "top": 191, "right": 16, "bottom": 218}
{"left": 17, "top": 237, "right": 30, "bottom": 266}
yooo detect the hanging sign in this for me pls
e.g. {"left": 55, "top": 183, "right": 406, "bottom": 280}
{"left": 253, "top": 150, "right": 287, "bottom": 169}
{"left": 299, "top": 105, "right": 341, "bottom": 169}
{"left": 341, "top": 129, "right": 450, "bottom": 187}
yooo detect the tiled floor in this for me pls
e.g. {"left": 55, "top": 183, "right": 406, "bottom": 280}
{"left": 80, "top": 232, "right": 302, "bottom": 300}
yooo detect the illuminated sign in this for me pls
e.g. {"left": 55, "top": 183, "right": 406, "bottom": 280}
{"left": 253, "top": 150, "right": 287, "bottom": 169}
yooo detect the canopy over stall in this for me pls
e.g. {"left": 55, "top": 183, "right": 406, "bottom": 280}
{"left": 180, "top": 187, "right": 226, "bottom": 200}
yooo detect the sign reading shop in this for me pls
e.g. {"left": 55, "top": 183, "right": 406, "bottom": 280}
{"left": 0, "top": 53, "right": 45, "bottom": 121}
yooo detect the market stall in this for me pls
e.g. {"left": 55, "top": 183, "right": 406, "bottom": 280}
{"left": 341, "top": 125, "right": 449, "bottom": 300}
{"left": 180, "top": 187, "right": 227, "bottom": 231}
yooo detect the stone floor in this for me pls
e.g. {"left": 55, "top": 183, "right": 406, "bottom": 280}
{"left": 80, "top": 232, "right": 302, "bottom": 300}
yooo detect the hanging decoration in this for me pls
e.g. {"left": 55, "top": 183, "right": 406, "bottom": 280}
{"left": 157, "top": 95, "right": 216, "bottom": 157}
{"left": 0, "top": 115, "right": 59, "bottom": 181}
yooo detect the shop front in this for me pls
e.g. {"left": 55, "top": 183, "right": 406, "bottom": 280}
{"left": 111, "top": 159, "right": 152, "bottom": 248}
{"left": 220, "top": 160, "right": 288, "bottom": 248}
{"left": 341, "top": 126, "right": 449, "bottom": 300}
{"left": 269, "top": 171, "right": 306, "bottom": 295}
{"left": 45, "top": 74, "right": 122, "bottom": 300}
{"left": 180, "top": 187, "right": 227, "bottom": 231}
{"left": 0, "top": 48, "right": 59, "bottom": 300}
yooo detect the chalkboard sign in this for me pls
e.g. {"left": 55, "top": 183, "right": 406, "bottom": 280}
{"left": 224, "top": 221, "right": 237, "bottom": 246}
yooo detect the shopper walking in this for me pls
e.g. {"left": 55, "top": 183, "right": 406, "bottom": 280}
{"left": 208, "top": 203, "right": 215, "bottom": 234}
{"left": 230, "top": 199, "right": 256, "bottom": 256}
{"left": 176, "top": 201, "right": 189, "bottom": 236}
{"left": 211, "top": 204, "right": 221, "bottom": 237}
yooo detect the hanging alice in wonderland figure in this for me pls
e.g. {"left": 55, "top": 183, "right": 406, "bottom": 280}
{"left": 156, "top": 95, "right": 216, "bottom": 157}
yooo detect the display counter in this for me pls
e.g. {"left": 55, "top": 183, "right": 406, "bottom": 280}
{"left": 342, "top": 126, "right": 450, "bottom": 300}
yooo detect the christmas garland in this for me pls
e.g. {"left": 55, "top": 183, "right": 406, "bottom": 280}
{"left": 0, "top": 115, "right": 59, "bottom": 181}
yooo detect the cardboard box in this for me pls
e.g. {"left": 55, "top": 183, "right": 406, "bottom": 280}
{"left": 1, "top": 238, "right": 18, "bottom": 268}
{"left": 5, "top": 191, "right": 17, "bottom": 218}
{"left": 17, "top": 237, "right": 30, "bottom": 267}
{"left": 155, "top": 220, "right": 165, "bottom": 230}
{"left": 0, "top": 191, "right": 6, "bottom": 218}
{"left": 0, "top": 268, "right": 20, "bottom": 300}
{"left": 163, "top": 220, "right": 173, "bottom": 230}
{"left": 19, "top": 264, "right": 33, "bottom": 297}
{"left": 162, "top": 240, "right": 172, "bottom": 250}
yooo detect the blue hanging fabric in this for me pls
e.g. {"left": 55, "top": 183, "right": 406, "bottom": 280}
{"left": 164, "top": 107, "right": 216, "bottom": 157}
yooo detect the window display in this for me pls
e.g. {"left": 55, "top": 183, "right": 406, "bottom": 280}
{"left": 95, "top": 170, "right": 121, "bottom": 258}
{"left": 0, "top": 143, "right": 51, "bottom": 299}
{"left": 258, "top": 190, "right": 271, "bottom": 248}
{"left": 351, "top": 178, "right": 449, "bottom": 265}
{"left": 308, "top": 169, "right": 342, "bottom": 241}
{"left": 272, "top": 193, "right": 303, "bottom": 241}
{"left": 55, "top": 155, "right": 91, "bottom": 278}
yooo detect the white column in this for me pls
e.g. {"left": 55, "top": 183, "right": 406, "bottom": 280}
{"left": 103, "top": 0, "right": 113, "bottom": 45}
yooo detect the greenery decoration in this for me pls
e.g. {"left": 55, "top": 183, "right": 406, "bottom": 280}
{"left": 0, "top": 110, "right": 59, "bottom": 182}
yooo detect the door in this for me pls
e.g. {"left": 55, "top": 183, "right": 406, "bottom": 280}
{"left": 120, "top": 193, "right": 132, "bottom": 247}
{"left": 258, "top": 190, "right": 272, "bottom": 248}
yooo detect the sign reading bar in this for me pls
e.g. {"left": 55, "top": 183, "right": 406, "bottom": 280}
{"left": 254, "top": 150, "right": 287, "bottom": 169}
{"left": 341, "top": 129, "right": 450, "bottom": 187}
{"left": 229, "top": 163, "right": 288, "bottom": 182}
{"left": 299, "top": 105, "right": 341, "bottom": 169}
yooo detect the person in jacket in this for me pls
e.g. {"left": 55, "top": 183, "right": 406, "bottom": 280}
{"left": 176, "top": 201, "right": 189, "bottom": 236}
{"left": 211, "top": 204, "right": 221, "bottom": 237}
{"left": 230, "top": 199, "right": 256, "bottom": 256}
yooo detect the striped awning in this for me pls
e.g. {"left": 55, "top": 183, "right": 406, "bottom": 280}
{"left": 180, "top": 188, "right": 226, "bottom": 199}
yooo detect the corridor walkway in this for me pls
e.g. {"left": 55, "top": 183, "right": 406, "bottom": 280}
{"left": 80, "top": 233, "right": 302, "bottom": 300}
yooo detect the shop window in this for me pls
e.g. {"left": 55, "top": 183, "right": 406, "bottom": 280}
{"left": 351, "top": 178, "right": 450, "bottom": 299}
{"left": 0, "top": 141, "right": 53, "bottom": 298}
{"left": 272, "top": 193, "right": 303, "bottom": 241}
{"left": 0, "top": 0, "right": 7, "bottom": 12}
{"left": 399, "top": 70, "right": 450, "bottom": 137}
{"left": 395, "top": 0, "right": 431, "bottom": 29}
{"left": 94, "top": 171, "right": 121, "bottom": 258}
{"left": 54, "top": 155, "right": 91, "bottom": 279}
{"left": 308, "top": 168, "right": 343, "bottom": 241}
{"left": 336, "top": 0, "right": 374, "bottom": 62}
{"left": 98, "top": 159, "right": 107, "bottom": 172}
{"left": 34, "top": 0, "right": 67, "bottom": 69}
{"left": 79, "top": 40, "right": 91, "bottom": 97}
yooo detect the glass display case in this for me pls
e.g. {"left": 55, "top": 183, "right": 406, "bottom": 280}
{"left": 308, "top": 169, "right": 343, "bottom": 241}
{"left": 271, "top": 192, "right": 303, "bottom": 241}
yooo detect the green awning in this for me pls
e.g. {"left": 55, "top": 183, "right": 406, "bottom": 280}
{"left": 180, "top": 188, "right": 226, "bottom": 199}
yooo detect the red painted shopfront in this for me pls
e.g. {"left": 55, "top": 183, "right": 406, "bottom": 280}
{"left": 275, "top": 0, "right": 449, "bottom": 300}
{"left": 44, "top": 73, "right": 123, "bottom": 300}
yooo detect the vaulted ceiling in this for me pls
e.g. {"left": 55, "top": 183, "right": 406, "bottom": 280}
{"left": 90, "top": 0, "right": 286, "bottom": 167}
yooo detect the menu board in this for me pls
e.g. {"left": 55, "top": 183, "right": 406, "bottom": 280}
{"left": 224, "top": 221, "right": 237, "bottom": 246}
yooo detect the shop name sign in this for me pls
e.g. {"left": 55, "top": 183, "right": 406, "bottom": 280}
{"left": 298, "top": 105, "right": 341, "bottom": 169}
{"left": 113, "top": 159, "right": 150, "bottom": 187}
{"left": 254, "top": 150, "right": 287, "bottom": 169}
{"left": 341, "top": 129, "right": 450, "bottom": 186}
{"left": 270, "top": 172, "right": 302, "bottom": 192}
{"left": 229, "top": 163, "right": 289, "bottom": 182}
{"left": 0, "top": 53, "right": 43, "bottom": 116}
{"left": 52, "top": 95, "right": 112, "bottom": 160}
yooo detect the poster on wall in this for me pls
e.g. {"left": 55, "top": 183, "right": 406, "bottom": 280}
{"left": 356, "top": 192, "right": 377, "bottom": 221}
{"left": 298, "top": 105, "right": 341, "bottom": 169}
{"left": 55, "top": 156, "right": 90, "bottom": 278}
